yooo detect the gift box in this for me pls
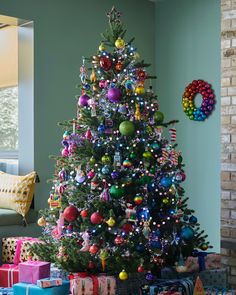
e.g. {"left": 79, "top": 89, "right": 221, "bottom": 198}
{"left": 185, "top": 252, "right": 221, "bottom": 272}
{"left": 70, "top": 273, "right": 99, "bottom": 295}
{"left": 0, "top": 264, "right": 19, "bottom": 288}
{"left": 204, "top": 286, "right": 235, "bottom": 295}
{"left": 50, "top": 264, "right": 70, "bottom": 281}
{"left": 194, "top": 268, "right": 228, "bottom": 289}
{"left": 0, "top": 288, "right": 13, "bottom": 295}
{"left": 13, "top": 281, "right": 70, "bottom": 295}
{"left": 2, "top": 237, "right": 41, "bottom": 264}
{"left": 98, "top": 274, "right": 116, "bottom": 295}
{"left": 19, "top": 261, "right": 50, "bottom": 284}
{"left": 161, "top": 267, "right": 193, "bottom": 280}
{"left": 37, "top": 278, "right": 62, "bottom": 288}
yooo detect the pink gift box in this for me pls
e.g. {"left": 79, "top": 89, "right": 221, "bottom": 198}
{"left": 205, "top": 253, "right": 221, "bottom": 270}
{"left": 98, "top": 274, "right": 116, "bottom": 295}
{"left": 185, "top": 256, "right": 199, "bottom": 272}
{"left": 19, "top": 261, "right": 50, "bottom": 284}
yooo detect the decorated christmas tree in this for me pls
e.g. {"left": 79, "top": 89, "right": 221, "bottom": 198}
{"left": 33, "top": 7, "right": 210, "bottom": 279}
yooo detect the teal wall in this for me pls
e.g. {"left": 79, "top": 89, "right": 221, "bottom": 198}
{"left": 0, "top": 0, "right": 155, "bottom": 209}
{"left": 155, "top": 0, "right": 221, "bottom": 251}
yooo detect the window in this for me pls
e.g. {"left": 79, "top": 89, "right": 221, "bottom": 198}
{"left": 0, "top": 25, "right": 18, "bottom": 173}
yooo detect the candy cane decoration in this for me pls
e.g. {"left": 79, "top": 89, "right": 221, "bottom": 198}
{"left": 169, "top": 127, "right": 177, "bottom": 142}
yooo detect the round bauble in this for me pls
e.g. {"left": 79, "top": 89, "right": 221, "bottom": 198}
{"left": 78, "top": 94, "right": 89, "bottom": 107}
{"left": 119, "top": 121, "right": 135, "bottom": 136}
{"left": 114, "top": 235, "right": 124, "bottom": 245}
{"left": 162, "top": 198, "right": 170, "bottom": 205}
{"left": 88, "top": 260, "right": 95, "bottom": 269}
{"left": 90, "top": 211, "right": 103, "bottom": 224}
{"left": 115, "top": 37, "right": 125, "bottom": 49}
{"left": 134, "top": 195, "right": 143, "bottom": 205}
{"left": 89, "top": 156, "right": 96, "bottom": 165}
{"left": 138, "top": 265, "right": 145, "bottom": 273}
{"left": 181, "top": 226, "right": 194, "bottom": 241}
{"left": 143, "top": 151, "right": 153, "bottom": 159}
{"left": 199, "top": 242, "right": 208, "bottom": 251}
{"left": 119, "top": 270, "right": 128, "bottom": 281}
{"left": 107, "top": 87, "right": 122, "bottom": 103}
{"left": 101, "top": 154, "right": 111, "bottom": 164}
{"left": 160, "top": 177, "right": 172, "bottom": 188}
{"left": 153, "top": 111, "right": 164, "bottom": 124}
{"left": 100, "top": 56, "right": 112, "bottom": 71}
{"left": 151, "top": 142, "right": 160, "bottom": 150}
{"left": 99, "top": 43, "right": 106, "bottom": 52}
{"left": 129, "top": 152, "right": 137, "bottom": 159}
{"left": 89, "top": 244, "right": 99, "bottom": 255}
{"left": 189, "top": 215, "right": 198, "bottom": 224}
{"left": 110, "top": 185, "right": 125, "bottom": 199}
{"left": 80, "top": 209, "right": 89, "bottom": 218}
{"left": 63, "top": 205, "right": 79, "bottom": 222}
{"left": 123, "top": 159, "right": 132, "bottom": 168}
{"left": 137, "top": 208, "right": 150, "bottom": 221}
{"left": 175, "top": 171, "right": 186, "bottom": 182}
{"left": 101, "top": 165, "right": 110, "bottom": 175}
{"left": 111, "top": 171, "right": 119, "bottom": 179}
{"left": 135, "top": 85, "right": 145, "bottom": 95}
{"left": 37, "top": 217, "right": 46, "bottom": 227}
{"left": 61, "top": 147, "right": 69, "bottom": 157}
{"left": 115, "top": 61, "right": 123, "bottom": 71}
{"left": 106, "top": 217, "right": 116, "bottom": 227}
{"left": 145, "top": 272, "right": 155, "bottom": 282}
{"left": 121, "top": 223, "right": 133, "bottom": 233}
{"left": 87, "top": 170, "right": 95, "bottom": 179}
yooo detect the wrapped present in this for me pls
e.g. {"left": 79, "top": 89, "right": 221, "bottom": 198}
{"left": 2, "top": 237, "right": 41, "bottom": 264}
{"left": 37, "top": 278, "right": 62, "bottom": 288}
{"left": 70, "top": 273, "right": 98, "bottom": 295}
{"left": 161, "top": 267, "right": 193, "bottom": 279}
{"left": 50, "top": 264, "right": 70, "bottom": 281}
{"left": 116, "top": 272, "right": 146, "bottom": 295}
{"left": 19, "top": 261, "right": 50, "bottom": 284}
{"left": 0, "top": 288, "right": 13, "bottom": 295}
{"left": 0, "top": 264, "right": 19, "bottom": 288}
{"left": 185, "top": 257, "right": 199, "bottom": 273}
{"left": 13, "top": 281, "right": 70, "bottom": 295}
{"left": 185, "top": 252, "right": 221, "bottom": 272}
{"left": 98, "top": 274, "right": 116, "bottom": 295}
{"left": 204, "top": 286, "right": 235, "bottom": 295}
{"left": 193, "top": 268, "right": 228, "bottom": 289}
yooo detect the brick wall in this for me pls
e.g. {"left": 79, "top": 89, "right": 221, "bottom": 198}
{"left": 221, "top": 0, "right": 236, "bottom": 287}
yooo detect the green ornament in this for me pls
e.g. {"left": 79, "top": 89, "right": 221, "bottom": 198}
{"left": 119, "top": 121, "right": 135, "bottom": 136}
{"left": 129, "top": 152, "right": 137, "bottom": 159}
{"left": 151, "top": 142, "right": 160, "bottom": 150}
{"left": 102, "top": 154, "right": 111, "bottom": 164}
{"left": 153, "top": 111, "right": 164, "bottom": 124}
{"left": 139, "top": 175, "right": 152, "bottom": 185}
{"left": 89, "top": 156, "right": 96, "bottom": 165}
{"left": 110, "top": 185, "right": 125, "bottom": 199}
{"left": 149, "top": 167, "right": 156, "bottom": 174}
{"left": 142, "top": 151, "right": 153, "bottom": 159}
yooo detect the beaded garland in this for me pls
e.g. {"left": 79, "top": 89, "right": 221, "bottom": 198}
{"left": 182, "top": 80, "right": 216, "bottom": 121}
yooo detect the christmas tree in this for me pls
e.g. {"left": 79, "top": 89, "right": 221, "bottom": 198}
{"left": 33, "top": 7, "right": 210, "bottom": 279}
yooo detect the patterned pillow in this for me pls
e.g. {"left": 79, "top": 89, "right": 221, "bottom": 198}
{"left": 0, "top": 171, "right": 37, "bottom": 217}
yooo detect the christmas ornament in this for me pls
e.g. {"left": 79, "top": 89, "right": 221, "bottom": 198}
{"left": 99, "top": 249, "right": 109, "bottom": 271}
{"left": 106, "top": 217, "right": 116, "bottom": 227}
{"left": 99, "top": 43, "right": 106, "bottom": 51}
{"left": 119, "top": 121, "right": 135, "bottom": 136}
{"left": 160, "top": 176, "right": 172, "bottom": 188}
{"left": 102, "top": 154, "right": 111, "bottom": 164}
{"left": 115, "top": 37, "right": 125, "bottom": 49}
{"left": 37, "top": 217, "right": 46, "bottom": 227}
{"left": 80, "top": 232, "right": 90, "bottom": 251}
{"left": 78, "top": 94, "right": 89, "bottom": 107}
{"left": 100, "top": 56, "right": 112, "bottom": 71}
{"left": 75, "top": 170, "right": 85, "bottom": 183}
{"left": 181, "top": 226, "right": 194, "bottom": 241}
{"left": 175, "top": 171, "right": 186, "bottom": 182}
{"left": 111, "top": 171, "right": 119, "bottom": 179}
{"left": 100, "top": 188, "right": 110, "bottom": 202}
{"left": 162, "top": 198, "right": 170, "bottom": 205}
{"left": 138, "top": 265, "right": 145, "bottom": 273}
{"left": 80, "top": 209, "right": 89, "bottom": 218}
{"left": 137, "top": 69, "right": 147, "bottom": 81}
{"left": 63, "top": 130, "right": 70, "bottom": 140}
{"left": 123, "top": 159, "right": 132, "bottom": 168}
{"left": 182, "top": 79, "right": 216, "bottom": 121}
{"left": 119, "top": 270, "right": 128, "bottom": 280}
{"left": 113, "top": 151, "right": 121, "bottom": 167}
{"left": 89, "top": 244, "right": 99, "bottom": 255}
{"left": 137, "top": 207, "right": 150, "bottom": 221}
{"left": 114, "top": 235, "right": 124, "bottom": 245}
{"left": 135, "top": 85, "right": 145, "bottom": 95}
{"left": 63, "top": 205, "right": 79, "bottom": 222}
{"left": 87, "top": 170, "right": 95, "bottom": 179}
{"left": 61, "top": 147, "right": 69, "bottom": 157}
{"left": 145, "top": 272, "right": 155, "bottom": 282}
{"left": 134, "top": 195, "right": 143, "bottom": 205}
{"left": 153, "top": 111, "right": 164, "bottom": 124}
{"left": 115, "top": 61, "right": 123, "bottom": 71}
{"left": 49, "top": 194, "right": 61, "bottom": 209}
{"left": 107, "top": 87, "right": 122, "bottom": 103}
{"left": 101, "top": 165, "right": 110, "bottom": 175}
{"left": 189, "top": 215, "right": 198, "bottom": 224}
{"left": 129, "top": 152, "right": 137, "bottom": 159}
{"left": 110, "top": 185, "right": 125, "bottom": 199}
{"left": 118, "top": 104, "right": 127, "bottom": 114}
{"left": 169, "top": 127, "right": 177, "bottom": 142}
{"left": 90, "top": 69, "right": 97, "bottom": 82}
{"left": 88, "top": 260, "right": 95, "bottom": 269}
{"left": 90, "top": 211, "right": 103, "bottom": 224}
{"left": 121, "top": 222, "right": 133, "bottom": 233}
{"left": 58, "top": 168, "right": 67, "bottom": 181}
{"left": 199, "top": 243, "right": 208, "bottom": 251}
{"left": 143, "top": 151, "right": 153, "bottom": 159}
{"left": 89, "top": 156, "right": 96, "bottom": 165}
{"left": 135, "top": 102, "right": 141, "bottom": 120}
{"left": 143, "top": 221, "right": 151, "bottom": 238}
{"left": 98, "top": 124, "right": 105, "bottom": 133}
{"left": 136, "top": 243, "right": 145, "bottom": 252}
{"left": 85, "top": 128, "right": 92, "bottom": 140}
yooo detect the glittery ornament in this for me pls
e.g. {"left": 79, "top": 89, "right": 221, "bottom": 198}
{"left": 107, "top": 87, "right": 122, "bottom": 103}
{"left": 115, "top": 37, "right": 125, "bottom": 49}
{"left": 100, "top": 56, "right": 112, "bottom": 71}
{"left": 90, "top": 211, "right": 103, "bottom": 224}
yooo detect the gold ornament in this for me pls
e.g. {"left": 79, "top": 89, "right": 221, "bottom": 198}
{"left": 115, "top": 37, "right": 125, "bottom": 49}
{"left": 106, "top": 217, "right": 116, "bottom": 227}
{"left": 90, "top": 69, "right": 97, "bottom": 83}
{"left": 135, "top": 85, "right": 145, "bottom": 95}
{"left": 99, "top": 43, "right": 106, "bottom": 52}
{"left": 135, "top": 103, "right": 141, "bottom": 121}
{"left": 37, "top": 217, "right": 46, "bottom": 227}
{"left": 119, "top": 269, "right": 128, "bottom": 280}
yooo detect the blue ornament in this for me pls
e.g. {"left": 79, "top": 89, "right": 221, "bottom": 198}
{"left": 137, "top": 208, "right": 150, "bottom": 221}
{"left": 151, "top": 142, "right": 160, "bottom": 150}
{"left": 98, "top": 124, "right": 105, "bottom": 133}
{"left": 150, "top": 240, "right": 162, "bottom": 249}
{"left": 61, "top": 140, "right": 69, "bottom": 148}
{"left": 83, "top": 83, "right": 90, "bottom": 90}
{"left": 136, "top": 243, "right": 145, "bottom": 253}
{"left": 111, "top": 171, "right": 119, "bottom": 179}
{"left": 147, "top": 182, "right": 155, "bottom": 192}
{"left": 160, "top": 177, "right": 172, "bottom": 188}
{"left": 183, "top": 215, "right": 189, "bottom": 221}
{"left": 145, "top": 272, "right": 155, "bottom": 282}
{"left": 101, "top": 165, "right": 110, "bottom": 175}
{"left": 181, "top": 226, "right": 194, "bottom": 241}
{"left": 189, "top": 215, "right": 198, "bottom": 224}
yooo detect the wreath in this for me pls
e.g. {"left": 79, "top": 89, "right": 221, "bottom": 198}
{"left": 182, "top": 80, "right": 215, "bottom": 121}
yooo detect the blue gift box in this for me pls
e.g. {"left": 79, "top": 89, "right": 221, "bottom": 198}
{"left": 13, "top": 281, "right": 70, "bottom": 295}
{"left": 0, "top": 288, "right": 13, "bottom": 295}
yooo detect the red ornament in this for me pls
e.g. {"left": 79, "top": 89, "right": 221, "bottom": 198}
{"left": 114, "top": 235, "right": 124, "bottom": 245}
{"left": 89, "top": 244, "right": 99, "bottom": 255}
{"left": 63, "top": 205, "right": 79, "bottom": 222}
{"left": 100, "top": 57, "right": 112, "bottom": 71}
{"left": 80, "top": 209, "right": 88, "bottom": 218}
{"left": 121, "top": 223, "right": 133, "bottom": 233}
{"left": 85, "top": 128, "right": 92, "bottom": 140}
{"left": 115, "top": 61, "right": 123, "bottom": 71}
{"left": 138, "top": 265, "right": 145, "bottom": 273}
{"left": 88, "top": 260, "right": 95, "bottom": 269}
{"left": 90, "top": 211, "right": 103, "bottom": 224}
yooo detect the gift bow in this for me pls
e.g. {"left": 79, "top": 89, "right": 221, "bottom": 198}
{"left": 14, "top": 237, "right": 39, "bottom": 265}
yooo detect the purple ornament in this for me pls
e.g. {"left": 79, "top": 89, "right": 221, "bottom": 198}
{"left": 111, "top": 171, "right": 119, "bottom": 179}
{"left": 61, "top": 147, "right": 69, "bottom": 157}
{"left": 78, "top": 94, "right": 89, "bottom": 107}
{"left": 107, "top": 88, "right": 122, "bottom": 103}
{"left": 58, "top": 169, "right": 67, "bottom": 181}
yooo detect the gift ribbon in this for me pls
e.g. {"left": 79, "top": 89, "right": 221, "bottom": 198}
{"left": 13, "top": 237, "right": 39, "bottom": 265}
{"left": 70, "top": 272, "right": 99, "bottom": 295}
{"left": 1, "top": 265, "right": 18, "bottom": 288}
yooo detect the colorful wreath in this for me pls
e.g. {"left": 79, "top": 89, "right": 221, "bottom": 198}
{"left": 182, "top": 80, "right": 215, "bottom": 121}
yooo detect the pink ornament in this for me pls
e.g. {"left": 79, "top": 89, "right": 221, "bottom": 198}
{"left": 100, "top": 188, "right": 110, "bottom": 202}
{"left": 99, "top": 80, "right": 106, "bottom": 89}
{"left": 87, "top": 170, "right": 95, "bottom": 179}
{"left": 61, "top": 147, "right": 69, "bottom": 157}
{"left": 107, "top": 88, "right": 122, "bottom": 103}
{"left": 78, "top": 94, "right": 90, "bottom": 107}
{"left": 90, "top": 211, "right": 103, "bottom": 224}
{"left": 85, "top": 128, "right": 92, "bottom": 140}
{"left": 68, "top": 143, "right": 76, "bottom": 154}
